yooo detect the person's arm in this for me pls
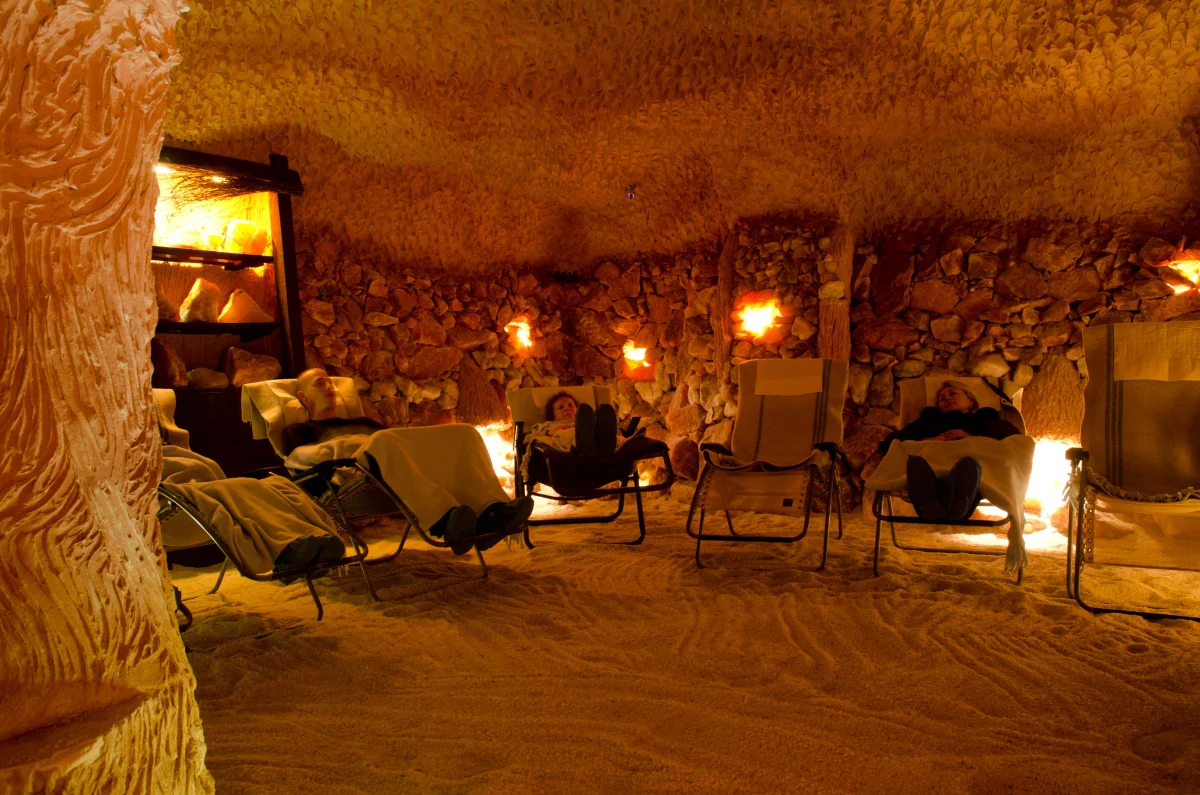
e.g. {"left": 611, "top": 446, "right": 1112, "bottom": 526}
{"left": 977, "top": 408, "right": 1021, "bottom": 440}
{"left": 877, "top": 408, "right": 943, "bottom": 455}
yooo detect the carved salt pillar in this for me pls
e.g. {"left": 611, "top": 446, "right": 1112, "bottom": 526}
{"left": 711, "top": 229, "right": 736, "bottom": 384}
{"left": 0, "top": 2, "right": 212, "bottom": 791}
{"left": 818, "top": 225, "right": 854, "bottom": 361}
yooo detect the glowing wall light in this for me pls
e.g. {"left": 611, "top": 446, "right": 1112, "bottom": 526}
{"left": 622, "top": 339, "right": 647, "bottom": 367}
{"left": 736, "top": 298, "right": 782, "bottom": 338}
{"left": 506, "top": 317, "right": 533, "bottom": 351}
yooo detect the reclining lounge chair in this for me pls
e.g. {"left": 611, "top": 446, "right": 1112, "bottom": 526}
{"left": 509, "top": 385, "right": 675, "bottom": 547}
{"left": 242, "top": 378, "right": 523, "bottom": 579}
{"left": 155, "top": 389, "right": 377, "bottom": 623}
{"left": 685, "top": 358, "right": 848, "bottom": 569}
{"left": 1067, "top": 321, "right": 1200, "bottom": 621}
{"left": 868, "top": 375, "right": 1029, "bottom": 582}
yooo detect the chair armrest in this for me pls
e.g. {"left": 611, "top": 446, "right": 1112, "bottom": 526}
{"left": 1066, "top": 448, "right": 1090, "bottom": 463}
{"left": 813, "top": 442, "right": 849, "bottom": 467}
{"left": 299, "top": 458, "right": 361, "bottom": 481}
{"left": 699, "top": 443, "right": 734, "bottom": 456}
{"left": 242, "top": 465, "right": 291, "bottom": 480}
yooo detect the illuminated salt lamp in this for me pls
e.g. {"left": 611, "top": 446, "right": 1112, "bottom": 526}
{"left": 506, "top": 317, "right": 533, "bottom": 351}
{"left": 622, "top": 339, "right": 654, "bottom": 380}
{"left": 1169, "top": 259, "right": 1200, "bottom": 292}
{"left": 153, "top": 164, "right": 173, "bottom": 175}
{"left": 736, "top": 297, "right": 782, "bottom": 338}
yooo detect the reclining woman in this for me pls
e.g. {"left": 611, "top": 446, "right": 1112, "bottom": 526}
{"left": 878, "top": 380, "right": 1022, "bottom": 522}
{"left": 528, "top": 392, "right": 624, "bottom": 457}
{"left": 285, "top": 368, "right": 533, "bottom": 554}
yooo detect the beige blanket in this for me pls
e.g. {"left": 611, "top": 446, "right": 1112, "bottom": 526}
{"left": 866, "top": 435, "right": 1036, "bottom": 573}
{"left": 357, "top": 424, "right": 511, "bottom": 529}
{"left": 160, "top": 475, "right": 344, "bottom": 575}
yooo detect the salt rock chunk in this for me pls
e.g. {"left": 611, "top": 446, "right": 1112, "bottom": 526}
{"left": 224, "top": 347, "right": 281, "bottom": 387}
{"left": 156, "top": 283, "right": 179, "bottom": 321}
{"left": 187, "top": 368, "right": 230, "bottom": 389}
{"left": 151, "top": 338, "right": 188, "bottom": 388}
{"left": 179, "top": 278, "right": 220, "bottom": 322}
{"left": 218, "top": 289, "right": 273, "bottom": 323}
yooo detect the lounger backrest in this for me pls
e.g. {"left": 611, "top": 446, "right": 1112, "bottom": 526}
{"left": 507, "top": 385, "right": 613, "bottom": 427}
{"left": 730, "top": 359, "right": 848, "bottom": 465}
{"left": 1082, "top": 321, "right": 1200, "bottom": 493}
{"left": 241, "top": 377, "right": 364, "bottom": 456}
{"left": 153, "top": 388, "right": 191, "bottom": 449}
{"left": 898, "top": 376, "right": 1026, "bottom": 434}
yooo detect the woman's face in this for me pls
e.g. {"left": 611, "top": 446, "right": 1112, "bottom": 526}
{"left": 936, "top": 386, "right": 973, "bottom": 413}
{"left": 551, "top": 396, "right": 578, "bottom": 421}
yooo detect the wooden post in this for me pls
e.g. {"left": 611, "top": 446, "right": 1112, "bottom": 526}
{"left": 270, "top": 153, "right": 306, "bottom": 377}
{"left": 818, "top": 225, "right": 854, "bottom": 361}
{"left": 712, "top": 229, "right": 737, "bottom": 384}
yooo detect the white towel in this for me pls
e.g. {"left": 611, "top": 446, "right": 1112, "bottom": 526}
{"left": 866, "top": 435, "right": 1036, "bottom": 573}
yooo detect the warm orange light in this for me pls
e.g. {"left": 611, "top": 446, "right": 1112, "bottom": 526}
{"left": 153, "top": 171, "right": 274, "bottom": 255}
{"left": 622, "top": 340, "right": 647, "bottom": 367}
{"left": 1024, "top": 437, "right": 1073, "bottom": 529}
{"left": 1171, "top": 283, "right": 1192, "bottom": 294}
{"left": 737, "top": 299, "right": 782, "bottom": 338}
{"left": 475, "top": 422, "right": 516, "bottom": 497}
{"left": 1170, "top": 259, "right": 1200, "bottom": 290}
{"left": 506, "top": 317, "right": 533, "bottom": 350}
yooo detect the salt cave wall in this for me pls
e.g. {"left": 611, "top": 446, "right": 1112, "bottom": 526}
{"left": 287, "top": 218, "right": 1197, "bottom": 507}
{"left": 0, "top": 2, "right": 211, "bottom": 792}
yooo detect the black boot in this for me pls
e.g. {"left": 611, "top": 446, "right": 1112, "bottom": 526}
{"left": 575, "top": 403, "right": 598, "bottom": 456}
{"left": 595, "top": 403, "right": 618, "bottom": 457}
{"left": 906, "top": 455, "right": 943, "bottom": 521}
{"left": 944, "top": 457, "right": 983, "bottom": 521}
{"left": 476, "top": 496, "right": 535, "bottom": 550}
{"left": 430, "top": 506, "right": 478, "bottom": 556}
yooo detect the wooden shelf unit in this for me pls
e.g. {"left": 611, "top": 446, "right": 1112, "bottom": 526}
{"left": 153, "top": 146, "right": 305, "bottom": 476}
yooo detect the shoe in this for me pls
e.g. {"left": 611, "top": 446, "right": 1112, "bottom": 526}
{"left": 905, "top": 455, "right": 943, "bottom": 521}
{"left": 575, "top": 403, "right": 598, "bottom": 456}
{"left": 476, "top": 497, "right": 535, "bottom": 551}
{"left": 442, "top": 506, "right": 478, "bottom": 556}
{"left": 944, "top": 457, "right": 983, "bottom": 521}
{"left": 595, "top": 403, "right": 618, "bottom": 457}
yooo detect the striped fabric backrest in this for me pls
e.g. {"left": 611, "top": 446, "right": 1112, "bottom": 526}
{"left": 1082, "top": 321, "right": 1200, "bottom": 493}
{"left": 507, "top": 385, "right": 613, "bottom": 427}
{"left": 730, "top": 358, "right": 848, "bottom": 465}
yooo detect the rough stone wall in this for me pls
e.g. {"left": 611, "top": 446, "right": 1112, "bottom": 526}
{"left": 299, "top": 217, "right": 1199, "bottom": 508}
{"left": 163, "top": 1, "right": 1200, "bottom": 272}
{"left": 0, "top": 2, "right": 212, "bottom": 791}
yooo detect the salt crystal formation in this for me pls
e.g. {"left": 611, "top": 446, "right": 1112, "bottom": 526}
{"left": 151, "top": 339, "right": 190, "bottom": 389}
{"left": 167, "top": 2, "right": 1200, "bottom": 270}
{"left": 188, "top": 367, "right": 231, "bottom": 389}
{"left": 217, "top": 288, "right": 273, "bottom": 323}
{"left": 179, "top": 277, "right": 221, "bottom": 322}
{"left": 224, "top": 347, "right": 282, "bottom": 387}
{"left": 0, "top": 1, "right": 211, "bottom": 790}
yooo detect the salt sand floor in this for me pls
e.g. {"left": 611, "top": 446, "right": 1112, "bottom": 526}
{"left": 175, "top": 498, "right": 1200, "bottom": 793}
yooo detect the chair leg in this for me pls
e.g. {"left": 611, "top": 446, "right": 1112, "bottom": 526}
{"left": 209, "top": 557, "right": 229, "bottom": 595}
{"left": 629, "top": 482, "right": 647, "bottom": 546}
{"left": 305, "top": 575, "right": 324, "bottom": 621}
{"left": 694, "top": 509, "right": 706, "bottom": 568}
{"left": 873, "top": 493, "right": 883, "bottom": 577}
{"left": 725, "top": 510, "right": 736, "bottom": 535}
{"left": 475, "top": 546, "right": 490, "bottom": 580}
{"left": 1065, "top": 487, "right": 1076, "bottom": 598}
{"left": 357, "top": 558, "right": 381, "bottom": 602}
{"left": 834, "top": 469, "right": 844, "bottom": 540}
{"left": 174, "top": 586, "right": 193, "bottom": 632}
{"left": 817, "top": 464, "right": 834, "bottom": 571}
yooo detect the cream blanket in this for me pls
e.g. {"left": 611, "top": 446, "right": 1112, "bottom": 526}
{"left": 357, "top": 425, "right": 511, "bottom": 529}
{"left": 160, "top": 475, "right": 345, "bottom": 575}
{"left": 866, "top": 435, "right": 1036, "bottom": 573}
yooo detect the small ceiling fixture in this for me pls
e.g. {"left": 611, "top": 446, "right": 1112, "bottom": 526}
{"left": 625, "top": 184, "right": 637, "bottom": 200}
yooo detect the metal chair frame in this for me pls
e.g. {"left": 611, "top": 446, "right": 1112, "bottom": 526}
{"left": 157, "top": 484, "right": 378, "bottom": 622}
{"left": 289, "top": 457, "right": 522, "bottom": 580}
{"left": 1064, "top": 449, "right": 1200, "bottom": 622}
{"left": 512, "top": 417, "right": 676, "bottom": 548}
{"left": 685, "top": 442, "right": 845, "bottom": 569}
{"left": 871, "top": 490, "right": 1023, "bottom": 584}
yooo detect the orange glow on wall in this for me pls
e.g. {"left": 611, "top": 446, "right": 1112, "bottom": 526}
{"left": 153, "top": 170, "right": 274, "bottom": 255}
{"left": 736, "top": 298, "right": 782, "bottom": 338}
{"left": 506, "top": 317, "right": 533, "bottom": 351}
{"left": 622, "top": 340, "right": 647, "bottom": 366}
{"left": 1170, "top": 259, "right": 1200, "bottom": 291}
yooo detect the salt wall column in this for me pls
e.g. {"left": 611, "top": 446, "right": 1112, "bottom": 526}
{"left": 818, "top": 225, "right": 854, "bottom": 360}
{"left": 0, "top": 2, "right": 212, "bottom": 792}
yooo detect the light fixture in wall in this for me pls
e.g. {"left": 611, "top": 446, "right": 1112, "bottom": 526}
{"left": 1169, "top": 259, "right": 1200, "bottom": 292}
{"left": 736, "top": 296, "right": 782, "bottom": 339}
{"left": 506, "top": 317, "right": 533, "bottom": 351}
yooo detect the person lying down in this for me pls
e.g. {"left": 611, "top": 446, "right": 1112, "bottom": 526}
{"left": 159, "top": 440, "right": 347, "bottom": 576}
{"left": 284, "top": 368, "right": 533, "bottom": 554}
{"left": 519, "top": 392, "right": 629, "bottom": 476}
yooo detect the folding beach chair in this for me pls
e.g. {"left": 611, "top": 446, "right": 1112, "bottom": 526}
{"left": 1066, "top": 321, "right": 1200, "bottom": 620}
{"left": 154, "top": 388, "right": 377, "bottom": 623}
{"left": 509, "top": 385, "right": 676, "bottom": 547}
{"left": 242, "top": 379, "right": 522, "bottom": 579}
{"left": 685, "top": 358, "right": 848, "bottom": 568}
{"left": 869, "top": 376, "right": 1028, "bottom": 582}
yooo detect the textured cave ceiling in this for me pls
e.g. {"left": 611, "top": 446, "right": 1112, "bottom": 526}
{"left": 166, "top": 0, "right": 1200, "bottom": 271}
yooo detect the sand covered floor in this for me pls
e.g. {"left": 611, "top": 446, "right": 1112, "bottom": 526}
{"left": 174, "top": 498, "right": 1200, "bottom": 793}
